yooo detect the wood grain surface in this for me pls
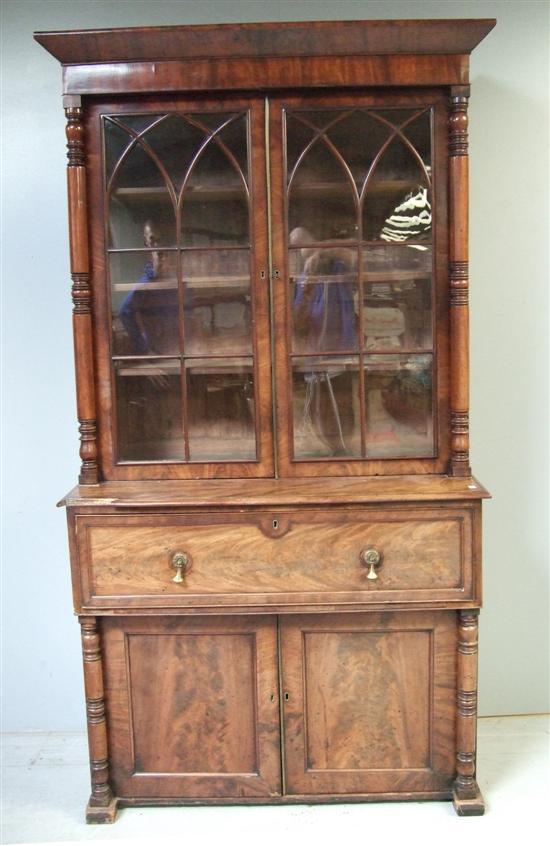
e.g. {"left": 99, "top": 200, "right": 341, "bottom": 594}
{"left": 76, "top": 507, "right": 474, "bottom": 609}
{"left": 280, "top": 610, "right": 456, "bottom": 795}
{"left": 34, "top": 19, "right": 496, "bottom": 64}
{"left": 36, "top": 16, "right": 494, "bottom": 818}
{"left": 59, "top": 474, "right": 490, "bottom": 508}
{"left": 102, "top": 615, "right": 281, "bottom": 798}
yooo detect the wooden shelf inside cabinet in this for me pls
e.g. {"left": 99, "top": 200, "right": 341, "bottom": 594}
{"left": 290, "top": 270, "right": 431, "bottom": 283}
{"left": 113, "top": 186, "right": 246, "bottom": 201}
{"left": 290, "top": 180, "right": 425, "bottom": 198}
{"left": 113, "top": 277, "right": 250, "bottom": 292}
{"left": 115, "top": 358, "right": 253, "bottom": 376}
{"left": 37, "top": 15, "right": 494, "bottom": 824}
{"left": 113, "top": 181, "right": 418, "bottom": 201}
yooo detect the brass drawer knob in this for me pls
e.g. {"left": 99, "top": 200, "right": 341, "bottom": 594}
{"left": 172, "top": 552, "right": 189, "bottom": 583}
{"left": 360, "top": 547, "right": 382, "bottom": 580}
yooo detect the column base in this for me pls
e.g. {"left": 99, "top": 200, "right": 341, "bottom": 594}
{"left": 452, "top": 783, "right": 485, "bottom": 816}
{"left": 86, "top": 796, "right": 119, "bottom": 824}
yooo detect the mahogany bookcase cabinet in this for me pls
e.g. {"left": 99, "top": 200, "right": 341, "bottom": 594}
{"left": 36, "top": 18, "right": 495, "bottom": 821}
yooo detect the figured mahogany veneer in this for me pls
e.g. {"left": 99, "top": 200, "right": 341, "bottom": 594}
{"left": 281, "top": 611, "right": 456, "bottom": 795}
{"left": 60, "top": 474, "right": 490, "bottom": 508}
{"left": 35, "top": 19, "right": 496, "bottom": 64}
{"left": 38, "top": 17, "right": 494, "bottom": 823}
{"left": 73, "top": 506, "right": 478, "bottom": 611}
{"left": 102, "top": 615, "right": 281, "bottom": 800}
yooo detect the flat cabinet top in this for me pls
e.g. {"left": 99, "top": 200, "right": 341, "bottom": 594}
{"left": 35, "top": 19, "right": 495, "bottom": 65}
{"left": 59, "top": 475, "right": 490, "bottom": 508}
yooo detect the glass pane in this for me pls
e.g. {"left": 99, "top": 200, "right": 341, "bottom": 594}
{"left": 287, "top": 122, "right": 357, "bottom": 241}
{"left": 144, "top": 114, "right": 206, "bottom": 194}
{"left": 110, "top": 251, "right": 178, "bottom": 355}
{"left": 373, "top": 108, "right": 424, "bottom": 128}
{"left": 361, "top": 245, "right": 432, "bottom": 350}
{"left": 285, "top": 113, "right": 315, "bottom": 175}
{"left": 289, "top": 247, "right": 358, "bottom": 353}
{"left": 325, "top": 110, "right": 392, "bottom": 189}
{"left": 401, "top": 111, "right": 431, "bottom": 171}
{"left": 363, "top": 111, "right": 432, "bottom": 243}
{"left": 115, "top": 358, "right": 184, "bottom": 461}
{"left": 187, "top": 358, "right": 256, "bottom": 460}
{"left": 292, "top": 357, "right": 361, "bottom": 459}
{"left": 104, "top": 119, "right": 132, "bottom": 182}
{"left": 180, "top": 119, "right": 249, "bottom": 247}
{"left": 364, "top": 354, "right": 433, "bottom": 458}
{"left": 204, "top": 114, "right": 249, "bottom": 181}
{"left": 115, "top": 115, "right": 163, "bottom": 134}
{"left": 182, "top": 249, "right": 251, "bottom": 356}
{"left": 108, "top": 138, "right": 175, "bottom": 248}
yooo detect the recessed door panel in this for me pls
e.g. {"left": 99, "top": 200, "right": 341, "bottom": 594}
{"left": 102, "top": 615, "right": 281, "bottom": 798}
{"left": 280, "top": 611, "right": 456, "bottom": 795}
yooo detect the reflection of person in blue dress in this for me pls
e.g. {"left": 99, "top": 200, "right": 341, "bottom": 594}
{"left": 291, "top": 227, "right": 356, "bottom": 352}
{"left": 118, "top": 221, "right": 163, "bottom": 354}
{"left": 290, "top": 227, "right": 357, "bottom": 455}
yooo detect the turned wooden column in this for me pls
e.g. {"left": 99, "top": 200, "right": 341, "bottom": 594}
{"left": 80, "top": 618, "right": 118, "bottom": 823}
{"left": 65, "top": 97, "right": 98, "bottom": 485}
{"left": 449, "top": 87, "right": 471, "bottom": 477}
{"left": 453, "top": 609, "right": 484, "bottom": 815}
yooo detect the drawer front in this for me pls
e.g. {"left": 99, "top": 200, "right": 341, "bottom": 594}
{"left": 74, "top": 507, "right": 476, "bottom": 609}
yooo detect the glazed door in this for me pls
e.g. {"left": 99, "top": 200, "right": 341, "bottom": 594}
{"left": 279, "top": 612, "right": 456, "bottom": 796}
{"left": 102, "top": 616, "right": 281, "bottom": 799}
{"left": 269, "top": 90, "right": 450, "bottom": 477}
{"left": 87, "top": 96, "right": 274, "bottom": 479}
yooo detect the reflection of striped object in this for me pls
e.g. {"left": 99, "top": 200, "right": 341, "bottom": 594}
{"left": 380, "top": 187, "right": 431, "bottom": 243}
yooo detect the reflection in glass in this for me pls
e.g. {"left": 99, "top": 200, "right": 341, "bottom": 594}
{"left": 378, "top": 185, "right": 431, "bottom": 244}
{"left": 288, "top": 133, "right": 357, "bottom": 241}
{"left": 286, "top": 108, "right": 432, "bottom": 245}
{"left": 289, "top": 244, "right": 358, "bottom": 353}
{"left": 362, "top": 116, "right": 431, "bottom": 242}
{"left": 110, "top": 244, "right": 178, "bottom": 356}
{"left": 187, "top": 358, "right": 256, "bottom": 460}
{"left": 182, "top": 249, "right": 251, "bottom": 356}
{"left": 325, "top": 110, "right": 391, "bottom": 189}
{"left": 285, "top": 114, "right": 315, "bottom": 175}
{"left": 364, "top": 354, "right": 433, "bottom": 458}
{"left": 144, "top": 114, "right": 206, "bottom": 193}
{"left": 191, "top": 113, "right": 249, "bottom": 181}
{"left": 360, "top": 245, "right": 432, "bottom": 349}
{"left": 115, "top": 358, "right": 184, "bottom": 461}
{"left": 292, "top": 357, "right": 361, "bottom": 458}
{"left": 108, "top": 190, "right": 175, "bottom": 250}
{"left": 107, "top": 129, "right": 176, "bottom": 248}
{"left": 104, "top": 119, "right": 132, "bottom": 182}
{"left": 180, "top": 119, "right": 249, "bottom": 247}
{"left": 114, "top": 115, "right": 161, "bottom": 134}
{"left": 104, "top": 110, "right": 259, "bottom": 466}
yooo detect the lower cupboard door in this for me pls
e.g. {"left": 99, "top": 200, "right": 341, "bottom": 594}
{"left": 280, "top": 611, "right": 456, "bottom": 796}
{"left": 101, "top": 616, "right": 281, "bottom": 799}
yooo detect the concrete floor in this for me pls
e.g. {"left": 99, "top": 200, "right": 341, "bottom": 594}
{"left": 1, "top": 715, "right": 548, "bottom": 845}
